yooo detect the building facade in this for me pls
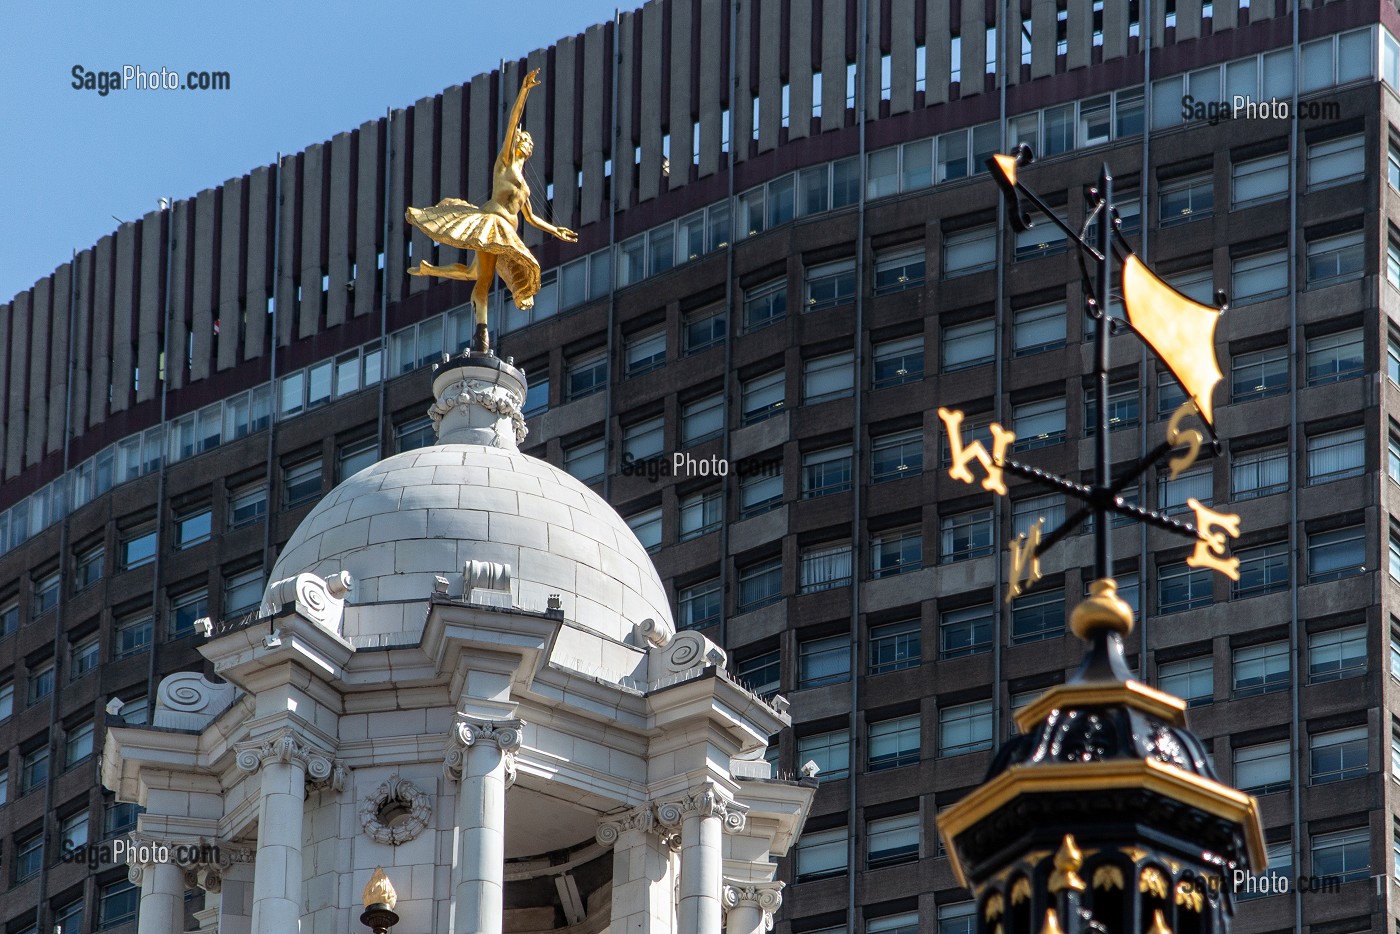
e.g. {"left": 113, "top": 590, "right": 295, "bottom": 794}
{"left": 1, "top": 0, "right": 1397, "bottom": 932}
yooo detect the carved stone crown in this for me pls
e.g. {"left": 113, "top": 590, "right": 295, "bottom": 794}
{"left": 429, "top": 353, "right": 529, "bottom": 449}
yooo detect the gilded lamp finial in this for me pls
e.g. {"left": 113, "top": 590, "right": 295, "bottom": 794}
{"left": 363, "top": 867, "right": 398, "bottom": 910}
{"left": 1047, "top": 835, "right": 1086, "bottom": 894}
{"left": 1070, "top": 578, "right": 1134, "bottom": 640}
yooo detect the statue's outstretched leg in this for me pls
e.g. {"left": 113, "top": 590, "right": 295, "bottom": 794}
{"left": 407, "top": 257, "right": 480, "bottom": 280}
{"left": 470, "top": 255, "right": 498, "bottom": 354}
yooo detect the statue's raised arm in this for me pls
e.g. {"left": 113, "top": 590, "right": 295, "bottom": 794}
{"left": 404, "top": 68, "right": 575, "bottom": 355}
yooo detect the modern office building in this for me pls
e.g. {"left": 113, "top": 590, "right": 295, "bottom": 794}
{"left": 1, "top": 0, "right": 1397, "bottom": 931}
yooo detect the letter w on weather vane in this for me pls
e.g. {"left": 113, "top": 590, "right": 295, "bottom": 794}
{"left": 938, "top": 145, "right": 1244, "bottom": 604}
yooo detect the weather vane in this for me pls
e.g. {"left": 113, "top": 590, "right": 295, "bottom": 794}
{"left": 939, "top": 145, "right": 1243, "bottom": 604}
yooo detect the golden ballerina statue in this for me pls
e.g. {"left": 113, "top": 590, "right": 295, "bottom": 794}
{"left": 405, "top": 68, "right": 577, "bottom": 354}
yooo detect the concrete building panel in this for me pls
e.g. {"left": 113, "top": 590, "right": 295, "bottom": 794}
{"left": 1103, "top": 0, "right": 1128, "bottom": 60}
{"left": 246, "top": 165, "right": 273, "bottom": 355}
{"left": 1031, "top": 0, "right": 1057, "bottom": 79}
{"left": 889, "top": 0, "right": 917, "bottom": 115}
{"left": 580, "top": 25, "right": 609, "bottom": 225}
{"left": 960, "top": 0, "right": 986, "bottom": 98}
{"left": 639, "top": 1, "right": 665, "bottom": 201}
{"left": 758, "top": 0, "right": 783, "bottom": 153}
{"left": 697, "top": 4, "right": 724, "bottom": 177}
{"left": 139, "top": 211, "right": 164, "bottom": 399}
{"left": 863, "top": 0, "right": 882, "bottom": 115}
{"left": 615, "top": 14, "right": 638, "bottom": 206}
{"left": 467, "top": 75, "right": 494, "bottom": 220}
{"left": 110, "top": 223, "right": 136, "bottom": 411}
{"left": 69, "top": 251, "right": 90, "bottom": 436}
{"left": 7, "top": 291, "right": 30, "bottom": 479}
{"left": 1176, "top": 0, "right": 1202, "bottom": 42}
{"left": 386, "top": 110, "right": 409, "bottom": 310}
{"left": 551, "top": 40, "right": 580, "bottom": 226}
{"left": 326, "top": 133, "right": 352, "bottom": 330}
{"left": 523, "top": 46, "right": 550, "bottom": 249}
{"left": 90, "top": 233, "right": 115, "bottom": 415}
{"left": 410, "top": 97, "right": 437, "bottom": 294}
{"left": 353, "top": 122, "right": 381, "bottom": 320}
{"left": 219, "top": 178, "right": 244, "bottom": 371}
{"left": 1067, "top": 0, "right": 1092, "bottom": 70}
{"left": 191, "top": 188, "right": 217, "bottom": 380}
{"left": 667, "top": 0, "right": 693, "bottom": 189}
{"left": 821, "top": 0, "right": 847, "bottom": 131}
{"left": 46, "top": 264, "right": 71, "bottom": 455}
{"left": 788, "top": 0, "right": 815, "bottom": 140}
{"left": 26, "top": 279, "right": 51, "bottom": 464}
{"left": 925, "top": 0, "right": 951, "bottom": 106}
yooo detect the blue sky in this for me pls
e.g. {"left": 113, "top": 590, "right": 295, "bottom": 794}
{"left": 0, "top": 0, "right": 631, "bottom": 303}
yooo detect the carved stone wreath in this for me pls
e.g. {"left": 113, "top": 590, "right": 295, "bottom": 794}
{"left": 359, "top": 776, "right": 432, "bottom": 845}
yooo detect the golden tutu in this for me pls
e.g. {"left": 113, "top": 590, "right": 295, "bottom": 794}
{"left": 404, "top": 198, "right": 542, "bottom": 310}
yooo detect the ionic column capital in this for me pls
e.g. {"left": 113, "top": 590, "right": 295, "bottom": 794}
{"left": 656, "top": 781, "right": 748, "bottom": 833}
{"left": 596, "top": 804, "right": 658, "bottom": 846}
{"left": 442, "top": 716, "right": 525, "bottom": 783}
{"left": 233, "top": 727, "right": 343, "bottom": 790}
{"left": 722, "top": 881, "right": 785, "bottom": 929}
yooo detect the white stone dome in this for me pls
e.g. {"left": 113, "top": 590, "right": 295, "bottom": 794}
{"left": 267, "top": 443, "right": 673, "bottom": 644}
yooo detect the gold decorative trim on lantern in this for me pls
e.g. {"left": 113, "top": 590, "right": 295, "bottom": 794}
{"left": 1013, "top": 679, "right": 1187, "bottom": 734}
{"left": 985, "top": 893, "right": 1005, "bottom": 922}
{"left": 1011, "top": 877, "right": 1033, "bottom": 905}
{"left": 1176, "top": 880, "right": 1204, "bottom": 912}
{"left": 1038, "top": 908, "right": 1065, "bottom": 934}
{"left": 1147, "top": 909, "right": 1173, "bottom": 934}
{"left": 1139, "top": 866, "right": 1169, "bottom": 899}
{"left": 1048, "top": 835, "right": 1086, "bottom": 894}
{"left": 937, "top": 758, "right": 1266, "bottom": 890}
{"left": 1092, "top": 865, "right": 1125, "bottom": 890}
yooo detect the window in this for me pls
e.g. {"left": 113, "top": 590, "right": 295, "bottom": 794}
{"left": 805, "top": 260, "right": 855, "bottom": 311}
{"left": 1166, "top": 267, "right": 1214, "bottom": 304}
{"left": 1310, "top": 625, "right": 1366, "bottom": 682}
{"left": 871, "top": 528, "right": 921, "bottom": 579}
{"left": 0, "top": 682, "right": 10, "bottom": 720}
{"left": 336, "top": 439, "right": 379, "bottom": 482}
{"left": 1012, "top": 397, "right": 1066, "bottom": 450}
{"left": 70, "top": 546, "right": 101, "bottom": 592}
{"left": 1308, "top": 525, "right": 1365, "bottom": 582}
{"left": 803, "top": 353, "right": 855, "bottom": 403}
{"left": 1233, "top": 641, "right": 1289, "bottom": 697}
{"left": 802, "top": 446, "right": 852, "bottom": 498}
{"left": 564, "top": 438, "right": 605, "bottom": 484}
{"left": 566, "top": 352, "right": 608, "bottom": 401}
{"left": 800, "top": 543, "right": 853, "bottom": 593}
{"left": 1159, "top": 175, "right": 1214, "bottom": 225}
{"left": 1231, "top": 250, "right": 1287, "bottom": 303}
{"left": 523, "top": 377, "right": 549, "bottom": 417}
{"left": 869, "top": 715, "right": 920, "bottom": 770}
{"left": 870, "top": 619, "right": 920, "bottom": 674}
{"left": 739, "top": 469, "right": 783, "bottom": 518}
{"left": 33, "top": 571, "right": 59, "bottom": 615}
{"left": 1013, "top": 494, "right": 1065, "bottom": 538}
{"left": 121, "top": 527, "right": 157, "bottom": 570}
{"left": 1232, "top": 446, "right": 1287, "bottom": 500}
{"left": 1159, "top": 465, "right": 1212, "bottom": 515}
{"left": 939, "top": 700, "right": 993, "bottom": 755}
{"left": 943, "top": 318, "right": 995, "bottom": 371}
{"left": 737, "top": 559, "right": 783, "bottom": 613}
{"left": 1306, "top": 231, "right": 1364, "bottom": 287}
{"left": 1012, "top": 589, "right": 1064, "bottom": 644}
{"left": 872, "top": 337, "right": 923, "bottom": 388}
{"left": 1014, "top": 222, "right": 1067, "bottom": 261}
{"left": 1234, "top": 740, "right": 1290, "bottom": 795}
{"left": 797, "top": 730, "right": 850, "bottom": 780}
{"left": 394, "top": 415, "right": 435, "bottom": 453}
{"left": 626, "top": 508, "right": 662, "bottom": 553}
{"left": 736, "top": 649, "right": 780, "bottom": 695}
{"left": 679, "top": 490, "right": 722, "bottom": 541}
{"left": 15, "top": 829, "right": 43, "bottom": 880}
{"left": 1390, "top": 237, "right": 1400, "bottom": 289}
{"left": 1085, "top": 381, "right": 1139, "bottom": 433}
{"left": 623, "top": 416, "right": 665, "bottom": 463}
{"left": 65, "top": 721, "right": 94, "bottom": 767}
{"left": 0, "top": 766, "right": 7, "bottom": 804}
{"left": 171, "top": 507, "right": 212, "bottom": 550}
{"left": 943, "top": 226, "right": 996, "bottom": 277}
{"left": 1231, "top": 347, "right": 1288, "bottom": 403}
{"left": 867, "top": 812, "right": 919, "bottom": 868}
{"left": 684, "top": 306, "right": 727, "bottom": 354}
{"left": 744, "top": 279, "right": 787, "bottom": 331}
{"left": 1232, "top": 151, "right": 1288, "bottom": 207}
{"left": 874, "top": 246, "right": 925, "bottom": 294}
{"left": 677, "top": 578, "right": 720, "bottom": 630}
{"left": 1306, "top": 135, "right": 1365, "bottom": 189}
{"left": 1158, "top": 655, "right": 1213, "bottom": 707}
{"left": 681, "top": 394, "right": 724, "bottom": 445}
{"left": 223, "top": 568, "right": 263, "bottom": 616}
{"left": 28, "top": 661, "right": 54, "bottom": 705}
{"left": 941, "top": 603, "right": 992, "bottom": 658}
{"left": 1311, "top": 828, "right": 1370, "bottom": 882}
{"left": 741, "top": 371, "right": 785, "bottom": 425}
{"left": 1013, "top": 303, "right": 1067, "bottom": 356}
{"left": 0, "top": 601, "right": 17, "bottom": 637}
{"left": 625, "top": 330, "right": 666, "bottom": 377}
{"left": 1306, "top": 330, "right": 1364, "bottom": 386}
{"left": 283, "top": 458, "right": 322, "bottom": 508}
{"left": 53, "top": 898, "right": 83, "bottom": 933}
{"left": 105, "top": 799, "right": 142, "bottom": 836}
{"left": 1157, "top": 370, "right": 1188, "bottom": 418}
{"left": 22, "top": 745, "right": 48, "bottom": 792}
{"left": 798, "top": 635, "right": 850, "bottom": 688}
{"left": 870, "top": 429, "right": 922, "bottom": 483}
{"left": 1233, "top": 542, "right": 1289, "bottom": 599}
{"left": 937, "top": 901, "right": 977, "bottom": 934}
{"left": 115, "top": 614, "right": 153, "bottom": 659}
{"left": 1311, "top": 726, "right": 1368, "bottom": 784}
{"left": 70, "top": 637, "right": 98, "bottom": 679}
{"left": 100, "top": 878, "right": 140, "bottom": 927}
{"left": 169, "top": 589, "right": 209, "bottom": 639}
{"left": 795, "top": 827, "right": 847, "bottom": 880}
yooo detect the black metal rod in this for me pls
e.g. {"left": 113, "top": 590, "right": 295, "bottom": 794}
{"left": 1094, "top": 163, "right": 1113, "bottom": 580}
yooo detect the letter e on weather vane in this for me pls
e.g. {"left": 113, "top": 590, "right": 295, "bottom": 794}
{"left": 1186, "top": 498, "right": 1241, "bottom": 580}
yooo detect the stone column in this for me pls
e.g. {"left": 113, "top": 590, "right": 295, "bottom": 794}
{"left": 722, "top": 882, "right": 784, "bottom": 934}
{"left": 443, "top": 717, "right": 524, "bottom": 934}
{"left": 234, "top": 729, "right": 338, "bottom": 934}
{"left": 659, "top": 784, "right": 749, "bottom": 934}
{"left": 597, "top": 805, "right": 677, "bottom": 933}
{"left": 132, "top": 858, "right": 184, "bottom": 934}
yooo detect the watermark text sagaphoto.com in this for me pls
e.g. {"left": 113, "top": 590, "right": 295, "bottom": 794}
{"left": 72, "top": 65, "right": 232, "bottom": 96}
{"left": 1180, "top": 94, "right": 1341, "bottom": 125}
{"left": 62, "top": 838, "right": 221, "bottom": 866}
